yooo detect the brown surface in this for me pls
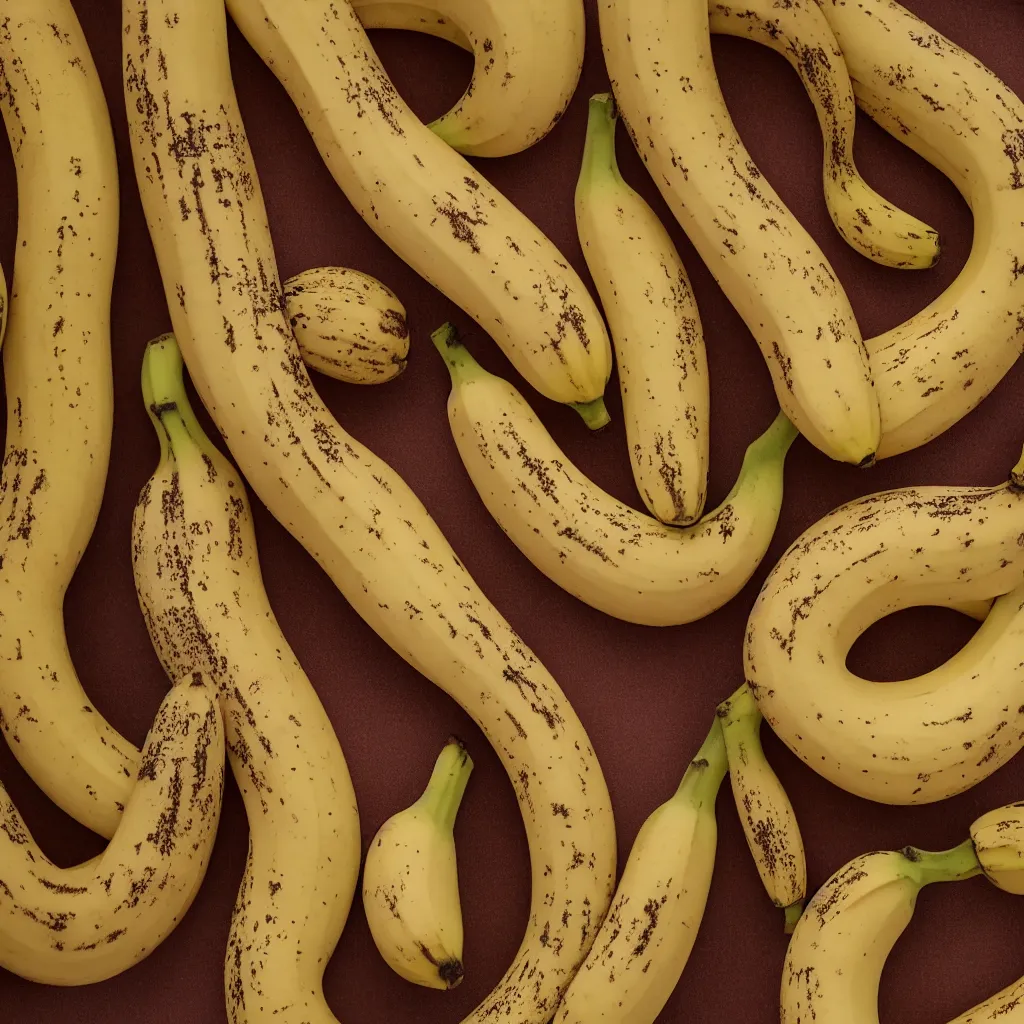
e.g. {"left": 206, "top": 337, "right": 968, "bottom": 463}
{"left": 3, "top": 0, "right": 1024, "bottom": 1020}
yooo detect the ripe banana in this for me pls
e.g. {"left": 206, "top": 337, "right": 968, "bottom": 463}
{"left": 351, "top": 0, "right": 585, "bottom": 158}
{"left": 717, "top": 683, "right": 806, "bottom": 931}
{"left": 553, "top": 719, "right": 727, "bottom": 1024}
{"left": 284, "top": 266, "right": 409, "bottom": 384}
{"left": 226, "top": 0, "right": 612, "bottom": 424}
{"left": 575, "top": 93, "right": 710, "bottom": 526}
{"left": 124, "top": 6, "right": 617, "bottom": 1021}
{"left": 781, "top": 842, "right": 981, "bottom": 1024}
{"left": 746, "top": 449, "right": 1024, "bottom": 805}
{"left": 970, "top": 801, "right": 1024, "bottom": 896}
{"left": 599, "top": 0, "right": 879, "bottom": 465}
{"left": 433, "top": 323, "right": 796, "bottom": 626}
{"left": 817, "top": 0, "right": 1024, "bottom": 459}
{"left": 131, "top": 335, "right": 361, "bottom": 1024}
{"left": 0, "top": 0, "right": 135, "bottom": 837}
{"left": 708, "top": 0, "right": 939, "bottom": 270}
{"left": 0, "top": 672, "right": 224, "bottom": 986}
{"left": 363, "top": 737, "right": 472, "bottom": 989}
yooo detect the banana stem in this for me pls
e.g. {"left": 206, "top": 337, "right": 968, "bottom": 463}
{"left": 415, "top": 737, "right": 474, "bottom": 832}
{"left": 717, "top": 681, "right": 760, "bottom": 730}
{"left": 430, "top": 322, "right": 485, "bottom": 384}
{"left": 577, "top": 93, "right": 623, "bottom": 190}
{"left": 675, "top": 719, "right": 728, "bottom": 807}
{"left": 904, "top": 839, "right": 982, "bottom": 886}
{"left": 570, "top": 397, "right": 611, "bottom": 430}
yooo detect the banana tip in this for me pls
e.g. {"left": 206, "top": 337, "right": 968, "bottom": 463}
{"left": 438, "top": 957, "right": 464, "bottom": 989}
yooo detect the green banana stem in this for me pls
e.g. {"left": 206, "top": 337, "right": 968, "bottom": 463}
{"left": 570, "top": 397, "right": 611, "bottom": 431}
{"left": 416, "top": 736, "right": 475, "bottom": 832}
{"left": 904, "top": 839, "right": 982, "bottom": 886}
{"left": 675, "top": 719, "right": 728, "bottom": 808}
{"left": 577, "top": 93, "right": 624, "bottom": 193}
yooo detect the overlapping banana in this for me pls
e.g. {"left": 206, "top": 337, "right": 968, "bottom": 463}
{"left": 971, "top": 801, "right": 1024, "bottom": 895}
{"left": 124, "top": 6, "right": 617, "bottom": 1022}
{"left": 433, "top": 323, "right": 796, "bottom": 626}
{"left": 351, "top": 0, "right": 585, "bottom": 157}
{"left": 746, "top": 446, "right": 1024, "bottom": 804}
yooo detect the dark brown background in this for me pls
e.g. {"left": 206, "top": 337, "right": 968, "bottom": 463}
{"left": 3, "top": 0, "right": 1024, "bottom": 1020}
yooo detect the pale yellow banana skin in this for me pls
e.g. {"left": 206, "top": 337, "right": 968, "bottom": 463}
{"left": 971, "top": 801, "right": 1024, "bottom": 895}
{"left": 123, "top": 5, "right": 617, "bottom": 1021}
{"left": 0, "top": 673, "right": 225, "bottom": 986}
{"left": 0, "top": 0, "right": 135, "bottom": 838}
{"left": 284, "top": 266, "right": 410, "bottom": 384}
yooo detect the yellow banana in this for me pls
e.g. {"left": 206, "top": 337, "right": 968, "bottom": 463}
{"left": 970, "top": 801, "right": 1024, "bottom": 896}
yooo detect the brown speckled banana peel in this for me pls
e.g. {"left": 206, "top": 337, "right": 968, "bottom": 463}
{"left": 0, "top": 672, "right": 224, "bottom": 986}
{"left": 433, "top": 324, "right": 797, "bottom": 627}
{"left": 353, "top": 1, "right": 472, "bottom": 49}
{"left": 226, "top": 0, "right": 612, "bottom": 424}
{"left": 818, "top": 0, "right": 1024, "bottom": 459}
{"left": 131, "top": 336, "right": 361, "bottom": 1024}
{"left": 970, "top": 801, "right": 1024, "bottom": 895}
{"left": 0, "top": 0, "right": 135, "bottom": 838}
{"left": 599, "top": 0, "right": 880, "bottom": 465}
{"left": 123, "top": 5, "right": 617, "bottom": 1022}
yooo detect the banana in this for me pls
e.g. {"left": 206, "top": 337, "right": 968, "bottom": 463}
{"left": 575, "top": 93, "right": 710, "bottom": 526}
{"left": 131, "top": 335, "right": 362, "bottom": 1024}
{"left": 351, "top": 0, "right": 585, "bottom": 158}
{"left": 781, "top": 842, "right": 982, "bottom": 1024}
{"left": 599, "top": 0, "right": 879, "bottom": 465}
{"left": 0, "top": 0, "right": 135, "bottom": 837}
{"left": 124, "top": 6, "right": 617, "bottom": 1021}
{"left": 432, "top": 323, "right": 796, "bottom": 626}
{"left": 816, "top": 0, "right": 1024, "bottom": 459}
{"left": 553, "top": 719, "right": 727, "bottom": 1024}
{"left": 284, "top": 266, "right": 409, "bottom": 384}
{"left": 746, "top": 447, "right": 1024, "bottom": 805}
{"left": 717, "top": 683, "right": 806, "bottom": 931}
{"left": 363, "top": 737, "right": 472, "bottom": 990}
{"left": 970, "top": 801, "right": 1024, "bottom": 896}
{"left": 225, "top": 0, "right": 612, "bottom": 424}
{"left": 0, "top": 672, "right": 224, "bottom": 986}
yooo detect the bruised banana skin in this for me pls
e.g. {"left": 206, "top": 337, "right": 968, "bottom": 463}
{"left": 818, "top": 0, "right": 1024, "bottom": 459}
{"left": 123, "top": 5, "right": 617, "bottom": 1021}
{"left": 599, "top": 0, "right": 879, "bottom": 465}
{"left": 0, "top": 0, "right": 135, "bottom": 838}
{"left": 351, "top": 0, "right": 585, "bottom": 158}
{"left": 971, "top": 801, "right": 1024, "bottom": 895}
{"left": 0, "top": 673, "right": 224, "bottom": 986}
{"left": 131, "top": 336, "right": 362, "bottom": 1024}
{"left": 226, "top": 0, "right": 613, "bottom": 420}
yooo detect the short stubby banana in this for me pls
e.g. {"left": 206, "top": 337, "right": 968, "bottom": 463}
{"left": 0, "top": 672, "right": 224, "bottom": 986}
{"left": 363, "top": 737, "right": 472, "bottom": 989}
{"left": 553, "top": 720, "right": 727, "bottom": 1024}
{"left": 0, "top": 0, "right": 135, "bottom": 838}
{"left": 351, "top": 0, "right": 585, "bottom": 158}
{"left": 124, "top": 7, "right": 617, "bottom": 1022}
{"left": 708, "top": 0, "right": 939, "bottom": 270}
{"left": 226, "top": 0, "right": 612, "bottom": 423}
{"left": 284, "top": 266, "right": 409, "bottom": 384}
{"left": 818, "top": 0, "right": 1024, "bottom": 458}
{"left": 433, "top": 324, "right": 797, "bottom": 627}
{"left": 599, "top": 0, "right": 879, "bottom": 465}
{"left": 576, "top": 93, "right": 710, "bottom": 526}
{"left": 781, "top": 842, "right": 981, "bottom": 1024}
{"left": 131, "top": 336, "right": 362, "bottom": 1024}
{"left": 746, "top": 453, "right": 1024, "bottom": 804}
{"left": 717, "top": 683, "right": 806, "bottom": 931}
{"left": 971, "top": 801, "right": 1024, "bottom": 896}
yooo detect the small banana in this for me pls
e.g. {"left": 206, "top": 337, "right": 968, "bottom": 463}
{"left": 970, "top": 802, "right": 1024, "bottom": 896}
{"left": 363, "top": 737, "right": 473, "bottom": 989}
{"left": 781, "top": 842, "right": 981, "bottom": 1024}
{"left": 284, "top": 266, "right": 409, "bottom": 384}
{"left": 553, "top": 719, "right": 727, "bottom": 1024}
{"left": 432, "top": 323, "right": 796, "bottom": 626}
{"left": 717, "top": 683, "right": 806, "bottom": 931}
{"left": 575, "top": 93, "right": 710, "bottom": 525}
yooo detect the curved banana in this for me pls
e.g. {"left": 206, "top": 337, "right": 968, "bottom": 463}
{"left": 363, "top": 737, "right": 472, "bottom": 989}
{"left": 817, "top": 0, "right": 1024, "bottom": 459}
{"left": 746, "top": 449, "right": 1024, "bottom": 805}
{"left": 0, "top": 0, "right": 134, "bottom": 837}
{"left": 0, "top": 672, "right": 224, "bottom": 986}
{"left": 351, "top": 0, "right": 585, "bottom": 158}
{"left": 781, "top": 842, "right": 981, "bottom": 1024}
{"left": 599, "top": 0, "right": 879, "bottom": 465}
{"left": 225, "top": 0, "right": 612, "bottom": 425}
{"left": 284, "top": 266, "right": 409, "bottom": 384}
{"left": 124, "top": 6, "right": 617, "bottom": 1022}
{"left": 554, "top": 719, "right": 727, "bottom": 1024}
{"left": 717, "top": 683, "right": 806, "bottom": 931}
{"left": 970, "top": 801, "right": 1024, "bottom": 896}
{"left": 433, "top": 323, "right": 796, "bottom": 626}
{"left": 575, "top": 93, "right": 710, "bottom": 526}
{"left": 131, "top": 336, "right": 362, "bottom": 1024}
